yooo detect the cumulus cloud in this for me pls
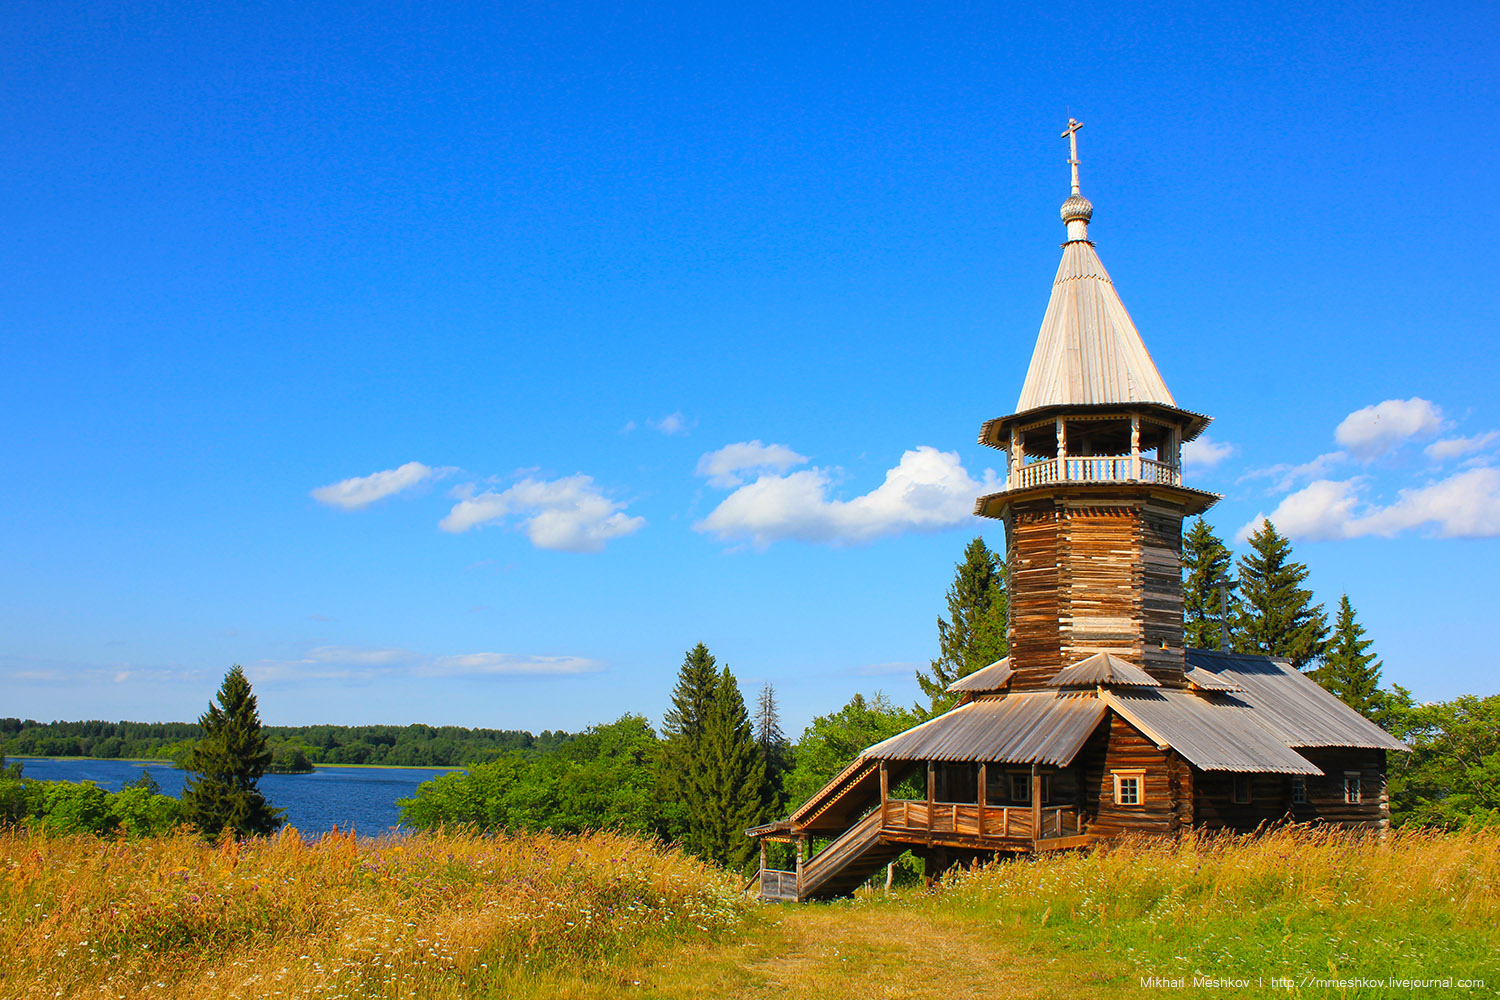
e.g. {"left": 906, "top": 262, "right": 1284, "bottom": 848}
{"left": 696, "top": 446, "right": 999, "bottom": 547}
{"left": 440, "top": 475, "right": 644, "bottom": 552}
{"left": 650, "top": 412, "right": 691, "bottom": 435}
{"left": 695, "top": 441, "right": 809, "bottom": 488}
{"left": 1181, "top": 435, "right": 1236, "bottom": 470}
{"left": 1335, "top": 398, "right": 1443, "bottom": 459}
{"left": 311, "top": 462, "right": 437, "bottom": 510}
{"left": 1426, "top": 431, "right": 1500, "bottom": 462}
{"left": 1239, "top": 467, "right": 1500, "bottom": 541}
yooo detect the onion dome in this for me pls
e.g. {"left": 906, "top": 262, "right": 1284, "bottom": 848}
{"left": 1060, "top": 193, "right": 1093, "bottom": 224}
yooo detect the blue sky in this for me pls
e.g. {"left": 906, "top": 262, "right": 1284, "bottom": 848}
{"left": 2, "top": 0, "right": 1497, "bottom": 736}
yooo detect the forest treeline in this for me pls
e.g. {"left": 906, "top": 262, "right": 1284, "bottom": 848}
{"left": 0, "top": 718, "right": 572, "bottom": 768}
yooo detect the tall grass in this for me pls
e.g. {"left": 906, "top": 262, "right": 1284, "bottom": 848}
{"left": 933, "top": 825, "right": 1500, "bottom": 992}
{"left": 0, "top": 826, "right": 744, "bottom": 1000}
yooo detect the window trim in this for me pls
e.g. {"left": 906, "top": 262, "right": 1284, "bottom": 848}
{"left": 1290, "top": 776, "right": 1307, "bottom": 805}
{"left": 1112, "top": 769, "right": 1145, "bottom": 807}
{"left": 1343, "top": 771, "right": 1362, "bottom": 805}
{"left": 1007, "top": 771, "right": 1051, "bottom": 805}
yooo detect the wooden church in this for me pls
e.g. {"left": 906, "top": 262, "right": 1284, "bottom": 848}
{"left": 748, "top": 121, "right": 1406, "bottom": 903}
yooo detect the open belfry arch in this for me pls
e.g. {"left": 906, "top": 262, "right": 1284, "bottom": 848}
{"left": 749, "top": 120, "right": 1406, "bottom": 902}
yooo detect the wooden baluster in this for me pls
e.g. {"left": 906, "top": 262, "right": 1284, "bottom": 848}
{"left": 977, "top": 763, "right": 987, "bottom": 839}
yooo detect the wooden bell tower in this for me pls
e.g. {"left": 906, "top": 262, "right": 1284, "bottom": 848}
{"left": 973, "top": 120, "right": 1218, "bottom": 690}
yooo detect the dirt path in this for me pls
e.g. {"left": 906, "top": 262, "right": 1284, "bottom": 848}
{"left": 539, "top": 900, "right": 1067, "bottom": 1000}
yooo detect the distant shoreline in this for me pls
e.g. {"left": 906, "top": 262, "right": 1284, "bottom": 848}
{"left": 7, "top": 756, "right": 465, "bottom": 772}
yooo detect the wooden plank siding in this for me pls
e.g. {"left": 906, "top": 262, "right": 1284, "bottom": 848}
{"left": 1078, "top": 713, "right": 1181, "bottom": 836}
{"left": 1005, "top": 490, "right": 1193, "bottom": 691}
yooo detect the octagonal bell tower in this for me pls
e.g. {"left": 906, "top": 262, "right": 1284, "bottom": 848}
{"left": 974, "top": 120, "right": 1218, "bottom": 689}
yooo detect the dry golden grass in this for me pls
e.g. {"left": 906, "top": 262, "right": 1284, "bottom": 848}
{"left": 0, "top": 826, "right": 743, "bottom": 1000}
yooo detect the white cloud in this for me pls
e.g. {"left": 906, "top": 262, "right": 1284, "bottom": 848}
{"left": 440, "top": 475, "right": 644, "bottom": 552}
{"left": 1239, "top": 467, "right": 1500, "bottom": 541}
{"left": 650, "top": 412, "right": 691, "bottom": 435}
{"left": 1239, "top": 452, "right": 1348, "bottom": 493}
{"left": 695, "top": 441, "right": 809, "bottom": 488}
{"left": 249, "top": 645, "right": 603, "bottom": 682}
{"left": 1426, "top": 431, "right": 1500, "bottom": 462}
{"left": 1335, "top": 398, "right": 1443, "bottom": 459}
{"left": 1181, "top": 435, "right": 1236, "bottom": 470}
{"left": 696, "top": 446, "right": 1000, "bottom": 547}
{"left": 419, "top": 653, "right": 602, "bottom": 677}
{"left": 311, "top": 462, "right": 437, "bottom": 510}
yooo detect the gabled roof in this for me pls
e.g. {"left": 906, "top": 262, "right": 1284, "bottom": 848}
{"left": 1047, "top": 651, "right": 1159, "bottom": 688}
{"left": 864, "top": 691, "right": 1105, "bottom": 766}
{"left": 1185, "top": 665, "right": 1243, "bottom": 692}
{"left": 1015, "top": 237, "right": 1176, "bottom": 412}
{"left": 948, "top": 657, "right": 1013, "bottom": 693}
{"left": 1185, "top": 649, "right": 1408, "bottom": 751}
{"left": 1100, "top": 688, "right": 1323, "bottom": 775}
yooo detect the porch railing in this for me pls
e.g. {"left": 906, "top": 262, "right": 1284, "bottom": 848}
{"left": 881, "top": 800, "right": 1082, "bottom": 840}
{"left": 1008, "top": 455, "right": 1181, "bottom": 491}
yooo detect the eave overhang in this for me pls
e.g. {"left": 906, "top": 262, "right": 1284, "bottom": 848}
{"left": 979, "top": 402, "right": 1213, "bottom": 449}
{"left": 973, "top": 481, "right": 1221, "bottom": 520}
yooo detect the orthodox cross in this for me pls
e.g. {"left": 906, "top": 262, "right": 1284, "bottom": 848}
{"left": 1061, "top": 118, "right": 1083, "bottom": 194}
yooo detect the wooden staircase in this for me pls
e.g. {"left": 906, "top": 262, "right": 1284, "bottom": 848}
{"left": 790, "top": 809, "right": 904, "bottom": 902}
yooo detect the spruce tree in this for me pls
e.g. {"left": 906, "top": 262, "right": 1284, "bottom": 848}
{"left": 1182, "top": 518, "right": 1236, "bottom": 650}
{"left": 1232, "top": 520, "right": 1329, "bottom": 670}
{"left": 915, "top": 536, "right": 1008, "bottom": 717}
{"left": 656, "top": 643, "right": 721, "bottom": 843}
{"left": 182, "top": 666, "right": 284, "bottom": 837}
{"left": 689, "top": 666, "right": 768, "bottom": 870}
{"left": 1313, "top": 594, "right": 1385, "bottom": 719}
{"left": 754, "top": 682, "right": 791, "bottom": 813}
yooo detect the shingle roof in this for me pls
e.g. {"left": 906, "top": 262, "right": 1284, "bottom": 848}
{"left": 1047, "top": 651, "right": 1160, "bottom": 688}
{"left": 1185, "top": 649, "right": 1408, "bottom": 751}
{"left": 864, "top": 692, "right": 1105, "bottom": 766}
{"left": 947, "top": 657, "right": 1013, "bottom": 693}
{"left": 1015, "top": 237, "right": 1176, "bottom": 412}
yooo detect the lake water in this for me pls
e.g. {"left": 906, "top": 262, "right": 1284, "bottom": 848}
{"left": 10, "top": 757, "right": 461, "bottom": 836}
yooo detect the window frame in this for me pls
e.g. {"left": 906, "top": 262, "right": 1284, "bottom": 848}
{"left": 1290, "top": 776, "right": 1307, "bottom": 805}
{"left": 1007, "top": 772, "right": 1051, "bottom": 804}
{"left": 1232, "top": 774, "right": 1252, "bottom": 805}
{"left": 1111, "top": 769, "right": 1145, "bottom": 807}
{"left": 1343, "top": 771, "right": 1362, "bottom": 805}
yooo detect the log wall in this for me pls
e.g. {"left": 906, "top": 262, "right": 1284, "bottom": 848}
{"left": 1004, "top": 489, "right": 1192, "bottom": 688}
{"left": 1078, "top": 714, "right": 1178, "bottom": 836}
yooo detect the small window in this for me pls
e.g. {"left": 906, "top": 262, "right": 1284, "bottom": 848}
{"left": 1112, "top": 771, "right": 1143, "bottom": 806}
{"left": 1344, "top": 772, "right": 1362, "bottom": 805}
{"left": 1008, "top": 773, "right": 1051, "bottom": 804}
{"left": 1290, "top": 777, "right": 1307, "bottom": 804}
{"left": 1232, "top": 775, "right": 1252, "bottom": 805}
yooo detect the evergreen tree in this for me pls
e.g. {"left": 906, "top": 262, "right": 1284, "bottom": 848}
{"left": 1182, "top": 518, "right": 1236, "bottom": 650}
{"left": 182, "top": 666, "right": 284, "bottom": 838}
{"left": 688, "top": 666, "right": 768, "bottom": 870}
{"left": 915, "top": 536, "right": 1008, "bottom": 717}
{"left": 661, "top": 642, "right": 719, "bottom": 743}
{"left": 1313, "top": 594, "right": 1385, "bottom": 719}
{"left": 656, "top": 643, "right": 719, "bottom": 840}
{"left": 1232, "top": 520, "right": 1329, "bottom": 670}
{"left": 754, "top": 682, "right": 793, "bottom": 816}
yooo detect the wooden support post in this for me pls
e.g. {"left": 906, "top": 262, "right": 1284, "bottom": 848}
{"left": 796, "top": 835, "right": 806, "bottom": 885}
{"left": 1130, "top": 413, "right": 1141, "bottom": 481}
{"left": 879, "top": 760, "right": 889, "bottom": 827}
{"left": 1031, "top": 764, "right": 1043, "bottom": 844}
{"left": 1008, "top": 425, "right": 1020, "bottom": 487}
{"left": 977, "top": 763, "right": 987, "bottom": 838}
{"left": 1056, "top": 417, "right": 1067, "bottom": 481}
{"left": 1170, "top": 425, "right": 1182, "bottom": 483}
{"left": 926, "top": 761, "right": 935, "bottom": 832}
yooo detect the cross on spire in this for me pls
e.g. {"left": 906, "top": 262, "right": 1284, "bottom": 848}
{"left": 1061, "top": 118, "right": 1083, "bottom": 195}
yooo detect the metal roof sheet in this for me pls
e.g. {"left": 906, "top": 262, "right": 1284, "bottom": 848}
{"left": 1015, "top": 238, "right": 1176, "bottom": 412}
{"left": 1185, "top": 666, "right": 1243, "bottom": 692}
{"left": 948, "top": 657, "right": 1014, "bottom": 693}
{"left": 1047, "top": 651, "right": 1160, "bottom": 687}
{"left": 1101, "top": 688, "right": 1323, "bottom": 775}
{"left": 1185, "top": 649, "right": 1408, "bottom": 751}
{"left": 864, "top": 692, "right": 1106, "bottom": 766}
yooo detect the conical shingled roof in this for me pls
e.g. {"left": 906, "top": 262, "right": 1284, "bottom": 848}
{"left": 1014, "top": 234, "right": 1176, "bottom": 412}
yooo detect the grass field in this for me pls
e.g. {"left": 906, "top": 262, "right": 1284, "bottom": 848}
{"left": 2, "top": 825, "right": 1495, "bottom": 999}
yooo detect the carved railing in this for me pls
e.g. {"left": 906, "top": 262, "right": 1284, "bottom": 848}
{"left": 1008, "top": 456, "right": 1181, "bottom": 491}
{"left": 881, "top": 800, "right": 1082, "bottom": 840}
